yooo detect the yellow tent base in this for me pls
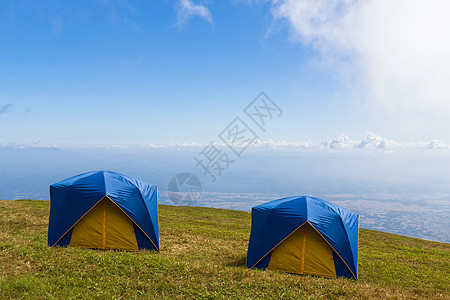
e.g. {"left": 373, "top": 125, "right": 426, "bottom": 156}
{"left": 69, "top": 196, "right": 139, "bottom": 251}
{"left": 268, "top": 222, "right": 337, "bottom": 278}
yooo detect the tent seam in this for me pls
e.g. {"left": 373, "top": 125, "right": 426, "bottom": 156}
{"left": 250, "top": 222, "right": 307, "bottom": 269}
{"left": 106, "top": 196, "right": 159, "bottom": 251}
{"left": 51, "top": 196, "right": 106, "bottom": 247}
{"left": 335, "top": 213, "right": 357, "bottom": 274}
{"left": 309, "top": 222, "right": 357, "bottom": 280}
{"left": 327, "top": 203, "right": 358, "bottom": 270}
{"left": 311, "top": 196, "right": 357, "bottom": 276}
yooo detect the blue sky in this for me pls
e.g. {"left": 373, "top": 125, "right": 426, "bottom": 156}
{"left": 1, "top": 0, "right": 450, "bottom": 147}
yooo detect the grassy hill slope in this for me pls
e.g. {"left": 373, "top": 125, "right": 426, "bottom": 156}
{"left": 0, "top": 200, "right": 449, "bottom": 299}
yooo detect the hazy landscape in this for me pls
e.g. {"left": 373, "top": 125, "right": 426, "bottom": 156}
{"left": 1, "top": 140, "right": 449, "bottom": 243}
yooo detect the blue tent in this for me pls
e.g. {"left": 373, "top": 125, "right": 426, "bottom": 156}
{"left": 246, "top": 196, "right": 359, "bottom": 279}
{"left": 48, "top": 171, "right": 159, "bottom": 251}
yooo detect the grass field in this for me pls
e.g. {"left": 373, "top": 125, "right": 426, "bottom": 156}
{"left": 0, "top": 200, "right": 449, "bottom": 299}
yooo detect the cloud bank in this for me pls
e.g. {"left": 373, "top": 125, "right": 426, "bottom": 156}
{"left": 271, "top": 0, "right": 450, "bottom": 117}
{"left": 3, "top": 132, "right": 448, "bottom": 151}
{"left": 176, "top": 0, "right": 212, "bottom": 26}
{"left": 258, "top": 132, "right": 449, "bottom": 150}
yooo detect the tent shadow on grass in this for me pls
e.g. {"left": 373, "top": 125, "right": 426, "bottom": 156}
{"left": 227, "top": 254, "right": 247, "bottom": 267}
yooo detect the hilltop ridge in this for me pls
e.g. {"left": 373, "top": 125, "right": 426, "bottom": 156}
{"left": 0, "top": 200, "right": 449, "bottom": 299}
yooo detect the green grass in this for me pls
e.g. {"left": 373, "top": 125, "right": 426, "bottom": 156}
{"left": 0, "top": 200, "right": 449, "bottom": 299}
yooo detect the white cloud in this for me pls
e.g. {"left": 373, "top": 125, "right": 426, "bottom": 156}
{"left": 321, "top": 133, "right": 357, "bottom": 149}
{"left": 356, "top": 132, "right": 400, "bottom": 149}
{"left": 318, "top": 132, "right": 400, "bottom": 150}
{"left": 424, "top": 139, "right": 450, "bottom": 150}
{"left": 176, "top": 0, "right": 212, "bottom": 26}
{"left": 253, "top": 139, "right": 316, "bottom": 149}
{"left": 271, "top": 0, "right": 450, "bottom": 117}
{"left": 319, "top": 132, "right": 450, "bottom": 150}
{"left": 6, "top": 133, "right": 448, "bottom": 151}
